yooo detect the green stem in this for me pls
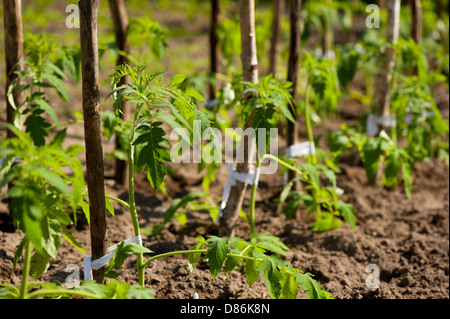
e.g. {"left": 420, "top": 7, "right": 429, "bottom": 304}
{"left": 19, "top": 238, "right": 31, "bottom": 299}
{"left": 249, "top": 156, "right": 260, "bottom": 235}
{"left": 81, "top": 193, "right": 130, "bottom": 210}
{"left": 262, "top": 154, "right": 303, "bottom": 176}
{"left": 26, "top": 289, "right": 102, "bottom": 300}
{"left": 141, "top": 249, "right": 263, "bottom": 269}
{"left": 304, "top": 84, "right": 318, "bottom": 165}
{"left": 128, "top": 104, "right": 145, "bottom": 288}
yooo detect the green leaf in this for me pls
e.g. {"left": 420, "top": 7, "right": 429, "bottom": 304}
{"left": 30, "top": 250, "right": 51, "bottom": 279}
{"left": 384, "top": 148, "right": 402, "bottom": 186}
{"left": 244, "top": 257, "right": 261, "bottom": 287}
{"left": 300, "top": 163, "right": 321, "bottom": 189}
{"left": 284, "top": 198, "right": 299, "bottom": 220}
{"left": 185, "top": 86, "right": 205, "bottom": 101}
{"left": 77, "top": 280, "right": 107, "bottom": 299}
{"left": 62, "top": 231, "right": 85, "bottom": 255}
{"left": 296, "top": 272, "right": 327, "bottom": 299}
{"left": 112, "top": 242, "right": 153, "bottom": 270}
{"left": 36, "top": 167, "right": 71, "bottom": 198}
{"left": 126, "top": 285, "right": 155, "bottom": 299}
{"left": 188, "top": 237, "right": 206, "bottom": 273}
{"left": 362, "top": 138, "right": 384, "bottom": 181}
{"left": 401, "top": 161, "right": 413, "bottom": 199}
{"left": 252, "top": 232, "right": 289, "bottom": 257}
{"left": 13, "top": 237, "right": 26, "bottom": 270}
{"left": 105, "top": 196, "right": 115, "bottom": 217}
{"left": 337, "top": 201, "right": 356, "bottom": 229}
{"left": 135, "top": 124, "right": 171, "bottom": 191}
{"left": 24, "top": 112, "right": 50, "bottom": 147}
{"left": 206, "top": 236, "right": 229, "bottom": 279}
{"left": 169, "top": 74, "right": 186, "bottom": 87}
{"left": 311, "top": 212, "right": 342, "bottom": 232}
{"left": 43, "top": 73, "right": 69, "bottom": 102}
{"left": 281, "top": 272, "right": 299, "bottom": 299}
{"left": 255, "top": 254, "right": 284, "bottom": 299}
{"left": 34, "top": 99, "right": 59, "bottom": 126}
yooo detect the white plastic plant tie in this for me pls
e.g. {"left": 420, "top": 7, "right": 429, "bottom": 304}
{"left": 366, "top": 114, "right": 396, "bottom": 137}
{"left": 282, "top": 141, "right": 316, "bottom": 185}
{"left": 285, "top": 141, "right": 316, "bottom": 159}
{"left": 83, "top": 235, "right": 143, "bottom": 280}
{"left": 217, "top": 163, "right": 261, "bottom": 222}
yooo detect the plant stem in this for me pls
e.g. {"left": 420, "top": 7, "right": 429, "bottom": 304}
{"left": 249, "top": 155, "right": 260, "bottom": 235}
{"left": 141, "top": 249, "right": 263, "bottom": 269}
{"left": 82, "top": 193, "right": 131, "bottom": 210}
{"left": 26, "top": 289, "right": 101, "bottom": 300}
{"left": 128, "top": 104, "right": 145, "bottom": 288}
{"left": 19, "top": 238, "right": 31, "bottom": 299}
{"left": 304, "top": 84, "right": 318, "bottom": 165}
{"left": 262, "top": 154, "right": 303, "bottom": 176}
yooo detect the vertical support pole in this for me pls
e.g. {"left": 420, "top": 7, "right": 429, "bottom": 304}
{"left": 3, "top": 0, "right": 25, "bottom": 140}
{"left": 210, "top": 0, "right": 222, "bottom": 100}
{"left": 218, "top": 0, "right": 259, "bottom": 237}
{"left": 269, "top": 0, "right": 285, "bottom": 77}
{"left": 285, "top": 0, "right": 302, "bottom": 195}
{"left": 79, "top": 0, "right": 108, "bottom": 283}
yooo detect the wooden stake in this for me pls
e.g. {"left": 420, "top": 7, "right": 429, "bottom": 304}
{"left": 218, "top": 0, "right": 259, "bottom": 237}
{"left": 371, "top": 0, "right": 400, "bottom": 186}
{"left": 109, "top": 0, "right": 131, "bottom": 185}
{"left": 374, "top": 0, "right": 400, "bottom": 124}
{"left": 3, "top": 0, "right": 26, "bottom": 223}
{"left": 269, "top": 0, "right": 285, "bottom": 77}
{"left": 79, "top": 0, "right": 108, "bottom": 283}
{"left": 209, "top": 0, "right": 222, "bottom": 100}
{"left": 409, "top": 0, "right": 422, "bottom": 44}
{"left": 3, "top": 0, "right": 25, "bottom": 140}
{"left": 286, "top": 0, "right": 302, "bottom": 196}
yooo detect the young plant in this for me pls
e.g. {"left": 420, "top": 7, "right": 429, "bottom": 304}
{"left": 103, "top": 65, "right": 330, "bottom": 299}
{"left": 277, "top": 158, "right": 356, "bottom": 232}
{"left": 0, "top": 126, "right": 85, "bottom": 298}
{"left": 7, "top": 33, "right": 81, "bottom": 146}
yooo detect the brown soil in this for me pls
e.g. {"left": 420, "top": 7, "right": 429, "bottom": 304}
{"left": 1, "top": 99, "right": 448, "bottom": 299}
{"left": 0, "top": 2, "right": 449, "bottom": 300}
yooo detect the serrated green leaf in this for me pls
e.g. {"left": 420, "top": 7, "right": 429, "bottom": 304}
{"left": 43, "top": 73, "right": 69, "bottom": 102}
{"left": 134, "top": 125, "right": 171, "bottom": 191}
{"left": 187, "top": 237, "right": 206, "bottom": 273}
{"left": 30, "top": 250, "right": 51, "bottom": 279}
{"left": 77, "top": 280, "right": 107, "bottom": 299}
{"left": 362, "top": 138, "right": 384, "bottom": 181}
{"left": 402, "top": 161, "right": 413, "bottom": 199}
{"left": 169, "top": 74, "right": 186, "bottom": 87}
{"left": 296, "top": 272, "right": 327, "bottom": 299}
{"left": 300, "top": 163, "right": 321, "bottom": 189}
{"left": 126, "top": 285, "right": 155, "bottom": 299}
{"left": 112, "top": 242, "right": 153, "bottom": 270}
{"left": 34, "top": 99, "right": 59, "bottom": 126}
{"left": 185, "top": 86, "right": 205, "bottom": 101}
{"left": 244, "top": 258, "right": 260, "bottom": 287}
{"left": 24, "top": 112, "right": 50, "bottom": 147}
{"left": 255, "top": 254, "right": 284, "bottom": 299}
{"left": 337, "top": 201, "right": 356, "bottom": 229}
{"left": 311, "top": 212, "right": 342, "bottom": 232}
{"left": 281, "top": 272, "right": 299, "bottom": 299}
{"left": 252, "top": 232, "right": 289, "bottom": 257}
{"left": 206, "top": 236, "right": 229, "bottom": 279}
